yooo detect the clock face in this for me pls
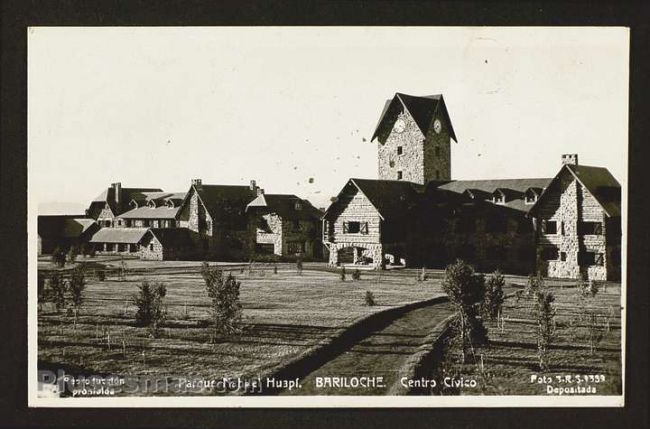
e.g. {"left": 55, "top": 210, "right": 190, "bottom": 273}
{"left": 433, "top": 119, "right": 442, "bottom": 134}
{"left": 393, "top": 119, "right": 406, "bottom": 133}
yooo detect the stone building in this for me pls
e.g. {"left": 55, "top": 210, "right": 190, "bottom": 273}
{"left": 175, "top": 179, "right": 259, "bottom": 260}
{"left": 246, "top": 193, "right": 324, "bottom": 259}
{"left": 323, "top": 92, "right": 621, "bottom": 280}
{"left": 529, "top": 155, "right": 621, "bottom": 281}
{"left": 86, "top": 183, "right": 164, "bottom": 227}
{"left": 323, "top": 178, "right": 423, "bottom": 267}
{"left": 139, "top": 228, "right": 196, "bottom": 261}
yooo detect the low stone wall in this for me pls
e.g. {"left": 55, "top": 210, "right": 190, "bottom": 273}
{"left": 245, "top": 295, "right": 449, "bottom": 396}
{"left": 386, "top": 314, "right": 457, "bottom": 395}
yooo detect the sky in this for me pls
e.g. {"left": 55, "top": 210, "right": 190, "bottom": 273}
{"left": 28, "top": 27, "right": 629, "bottom": 213}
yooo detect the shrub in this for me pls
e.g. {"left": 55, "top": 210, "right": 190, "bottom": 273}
{"left": 484, "top": 270, "right": 505, "bottom": 321}
{"left": 525, "top": 273, "right": 544, "bottom": 296}
{"left": 132, "top": 281, "right": 167, "bottom": 336}
{"left": 117, "top": 257, "right": 127, "bottom": 281}
{"left": 48, "top": 271, "right": 67, "bottom": 311}
{"left": 535, "top": 290, "right": 556, "bottom": 371}
{"left": 352, "top": 269, "right": 361, "bottom": 281}
{"left": 579, "top": 279, "right": 599, "bottom": 298}
{"left": 67, "top": 245, "right": 79, "bottom": 264}
{"left": 296, "top": 255, "right": 303, "bottom": 275}
{"left": 418, "top": 267, "right": 428, "bottom": 282}
{"left": 442, "top": 259, "right": 488, "bottom": 362}
{"left": 51, "top": 247, "right": 66, "bottom": 267}
{"left": 340, "top": 266, "right": 346, "bottom": 281}
{"left": 68, "top": 266, "right": 86, "bottom": 324}
{"left": 202, "top": 263, "right": 242, "bottom": 341}
{"left": 365, "top": 291, "right": 376, "bottom": 306}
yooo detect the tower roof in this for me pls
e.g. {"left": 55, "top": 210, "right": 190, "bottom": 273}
{"left": 371, "top": 93, "right": 457, "bottom": 143}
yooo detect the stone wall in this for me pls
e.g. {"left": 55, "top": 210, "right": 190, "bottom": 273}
{"left": 378, "top": 111, "right": 426, "bottom": 184}
{"left": 139, "top": 237, "right": 164, "bottom": 260}
{"left": 535, "top": 169, "right": 610, "bottom": 281}
{"left": 377, "top": 109, "right": 451, "bottom": 184}
{"left": 423, "top": 113, "right": 451, "bottom": 181}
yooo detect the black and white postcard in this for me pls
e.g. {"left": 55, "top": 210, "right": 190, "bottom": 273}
{"left": 28, "top": 26, "right": 628, "bottom": 407}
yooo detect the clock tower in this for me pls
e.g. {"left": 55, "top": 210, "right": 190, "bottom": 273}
{"left": 370, "top": 93, "right": 457, "bottom": 185}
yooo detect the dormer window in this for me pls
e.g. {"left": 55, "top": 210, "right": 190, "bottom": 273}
{"left": 493, "top": 191, "right": 505, "bottom": 205}
{"left": 294, "top": 202, "right": 302, "bottom": 211}
{"left": 524, "top": 188, "right": 541, "bottom": 205}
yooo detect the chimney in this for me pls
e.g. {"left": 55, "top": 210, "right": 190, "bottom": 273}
{"left": 111, "top": 182, "right": 122, "bottom": 205}
{"left": 249, "top": 179, "right": 257, "bottom": 192}
{"left": 191, "top": 178, "right": 202, "bottom": 189}
{"left": 257, "top": 188, "right": 264, "bottom": 196}
{"left": 561, "top": 154, "right": 578, "bottom": 166}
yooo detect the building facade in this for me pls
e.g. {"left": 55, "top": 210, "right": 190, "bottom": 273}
{"left": 323, "top": 92, "right": 621, "bottom": 280}
{"left": 246, "top": 193, "right": 324, "bottom": 259}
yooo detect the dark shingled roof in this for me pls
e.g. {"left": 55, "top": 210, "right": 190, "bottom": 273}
{"left": 38, "top": 215, "right": 98, "bottom": 239}
{"left": 87, "top": 186, "right": 164, "bottom": 218}
{"left": 325, "top": 178, "right": 425, "bottom": 221}
{"left": 146, "top": 228, "right": 195, "bottom": 248}
{"left": 530, "top": 164, "right": 621, "bottom": 217}
{"left": 246, "top": 194, "right": 323, "bottom": 220}
{"left": 371, "top": 93, "right": 457, "bottom": 143}
{"left": 429, "top": 178, "right": 553, "bottom": 214}
{"left": 190, "top": 184, "right": 256, "bottom": 223}
{"left": 89, "top": 228, "right": 149, "bottom": 244}
{"left": 568, "top": 164, "right": 621, "bottom": 217}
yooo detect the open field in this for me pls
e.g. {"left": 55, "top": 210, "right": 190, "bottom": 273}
{"left": 428, "top": 283, "right": 622, "bottom": 395}
{"left": 38, "top": 259, "right": 447, "bottom": 396}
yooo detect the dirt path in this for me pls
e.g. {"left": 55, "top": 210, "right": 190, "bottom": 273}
{"left": 280, "top": 300, "right": 455, "bottom": 395}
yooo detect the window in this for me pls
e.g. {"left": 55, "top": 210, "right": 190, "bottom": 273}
{"left": 206, "top": 220, "right": 212, "bottom": 231}
{"left": 435, "top": 146, "right": 441, "bottom": 157}
{"left": 125, "top": 219, "right": 132, "bottom": 227}
{"left": 389, "top": 160, "right": 395, "bottom": 168}
{"left": 560, "top": 221, "right": 565, "bottom": 235}
{"left": 578, "top": 221, "right": 603, "bottom": 235}
{"left": 292, "top": 219, "right": 301, "bottom": 231}
{"left": 397, "top": 171, "right": 403, "bottom": 180}
{"left": 541, "top": 220, "right": 557, "bottom": 234}
{"left": 117, "top": 219, "right": 123, "bottom": 226}
{"left": 579, "top": 251, "right": 603, "bottom": 266}
{"left": 560, "top": 252, "right": 567, "bottom": 261}
{"left": 104, "top": 220, "right": 111, "bottom": 227}
{"left": 525, "top": 193, "right": 537, "bottom": 204}
{"left": 149, "top": 243, "right": 154, "bottom": 251}
{"left": 397, "top": 146, "right": 403, "bottom": 155}
{"left": 343, "top": 221, "right": 368, "bottom": 234}
{"left": 493, "top": 194, "right": 505, "bottom": 204}
{"left": 541, "top": 246, "right": 559, "bottom": 261}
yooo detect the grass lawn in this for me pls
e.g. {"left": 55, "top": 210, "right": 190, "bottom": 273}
{"left": 430, "top": 283, "right": 622, "bottom": 396}
{"left": 38, "top": 260, "right": 445, "bottom": 396}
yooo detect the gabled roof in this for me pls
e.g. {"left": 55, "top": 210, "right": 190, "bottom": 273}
{"left": 38, "top": 215, "right": 98, "bottom": 239}
{"left": 181, "top": 184, "right": 256, "bottom": 223}
{"left": 117, "top": 206, "right": 180, "bottom": 219}
{"left": 88, "top": 186, "right": 164, "bottom": 218}
{"left": 145, "top": 228, "right": 195, "bottom": 248}
{"left": 89, "top": 227, "right": 149, "bottom": 244}
{"left": 530, "top": 164, "right": 621, "bottom": 217}
{"left": 324, "top": 178, "right": 425, "bottom": 221}
{"left": 246, "top": 194, "right": 323, "bottom": 221}
{"left": 431, "top": 177, "right": 553, "bottom": 214}
{"left": 371, "top": 93, "right": 457, "bottom": 143}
